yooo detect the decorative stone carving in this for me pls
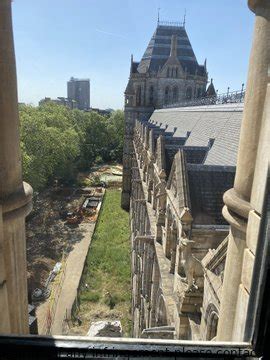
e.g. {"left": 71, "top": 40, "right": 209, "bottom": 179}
{"left": 178, "top": 236, "right": 203, "bottom": 292}
{"left": 155, "top": 178, "right": 167, "bottom": 214}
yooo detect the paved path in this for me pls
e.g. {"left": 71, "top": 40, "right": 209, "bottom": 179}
{"left": 50, "top": 222, "right": 96, "bottom": 335}
{"left": 36, "top": 221, "right": 96, "bottom": 335}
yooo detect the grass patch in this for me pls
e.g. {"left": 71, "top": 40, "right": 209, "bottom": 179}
{"left": 78, "top": 189, "right": 131, "bottom": 335}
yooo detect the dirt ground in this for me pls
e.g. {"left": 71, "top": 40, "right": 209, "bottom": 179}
{"left": 77, "top": 164, "right": 123, "bottom": 187}
{"left": 26, "top": 187, "right": 88, "bottom": 296}
{"left": 26, "top": 164, "right": 123, "bottom": 303}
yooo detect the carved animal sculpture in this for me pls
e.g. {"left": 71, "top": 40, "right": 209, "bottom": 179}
{"left": 178, "top": 238, "right": 203, "bottom": 292}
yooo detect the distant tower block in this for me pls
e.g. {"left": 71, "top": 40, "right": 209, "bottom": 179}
{"left": 67, "top": 77, "right": 90, "bottom": 110}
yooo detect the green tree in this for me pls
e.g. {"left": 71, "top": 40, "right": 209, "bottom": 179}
{"left": 105, "top": 110, "right": 125, "bottom": 163}
{"left": 19, "top": 103, "right": 124, "bottom": 191}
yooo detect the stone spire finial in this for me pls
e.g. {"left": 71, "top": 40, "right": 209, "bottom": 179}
{"left": 206, "top": 78, "right": 216, "bottom": 96}
{"left": 170, "top": 34, "right": 178, "bottom": 58}
{"left": 183, "top": 9, "right": 187, "bottom": 28}
{"left": 130, "top": 54, "right": 133, "bottom": 75}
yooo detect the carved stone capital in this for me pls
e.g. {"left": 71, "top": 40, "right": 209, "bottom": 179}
{"left": 223, "top": 188, "right": 252, "bottom": 220}
{"left": 222, "top": 188, "right": 251, "bottom": 233}
{"left": 1, "top": 182, "right": 33, "bottom": 221}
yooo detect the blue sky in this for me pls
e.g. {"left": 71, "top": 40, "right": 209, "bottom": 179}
{"left": 13, "top": 0, "right": 254, "bottom": 109}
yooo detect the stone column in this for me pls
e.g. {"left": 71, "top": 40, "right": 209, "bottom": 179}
{"left": 217, "top": 0, "right": 270, "bottom": 341}
{"left": 0, "top": 206, "right": 11, "bottom": 333}
{"left": 0, "top": 0, "right": 33, "bottom": 334}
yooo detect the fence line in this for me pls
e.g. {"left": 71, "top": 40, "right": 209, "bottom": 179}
{"left": 163, "top": 88, "right": 246, "bottom": 109}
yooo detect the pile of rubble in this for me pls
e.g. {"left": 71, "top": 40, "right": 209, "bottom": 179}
{"left": 87, "top": 321, "right": 123, "bottom": 338}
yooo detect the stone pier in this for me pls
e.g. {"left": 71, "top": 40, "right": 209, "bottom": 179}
{"left": 0, "top": 0, "right": 33, "bottom": 334}
{"left": 217, "top": 0, "right": 270, "bottom": 341}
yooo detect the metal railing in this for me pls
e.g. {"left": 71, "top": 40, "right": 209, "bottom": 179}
{"left": 158, "top": 20, "right": 184, "bottom": 27}
{"left": 163, "top": 87, "right": 246, "bottom": 109}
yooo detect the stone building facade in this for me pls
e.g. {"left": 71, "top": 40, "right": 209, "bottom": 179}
{"left": 1, "top": 1, "right": 270, "bottom": 352}
{"left": 121, "top": 20, "right": 240, "bottom": 340}
{"left": 121, "top": 22, "right": 211, "bottom": 210}
{"left": 122, "top": 1, "right": 270, "bottom": 343}
{"left": 129, "top": 104, "right": 243, "bottom": 339}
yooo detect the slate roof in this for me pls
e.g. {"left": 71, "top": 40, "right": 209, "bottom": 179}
{"left": 148, "top": 103, "right": 244, "bottom": 166}
{"left": 137, "top": 24, "right": 206, "bottom": 76}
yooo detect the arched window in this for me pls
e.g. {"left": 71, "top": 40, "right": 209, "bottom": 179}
{"left": 149, "top": 86, "right": 154, "bottom": 105}
{"left": 205, "top": 304, "right": 219, "bottom": 341}
{"left": 136, "top": 85, "right": 141, "bottom": 106}
{"left": 156, "top": 295, "right": 167, "bottom": 326}
{"left": 186, "top": 87, "right": 192, "bottom": 100}
{"left": 175, "top": 68, "right": 178, "bottom": 78}
{"left": 206, "top": 311, "right": 219, "bottom": 340}
{"left": 167, "top": 68, "right": 170, "bottom": 78}
{"left": 173, "top": 86, "right": 179, "bottom": 103}
{"left": 164, "top": 86, "right": 170, "bottom": 105}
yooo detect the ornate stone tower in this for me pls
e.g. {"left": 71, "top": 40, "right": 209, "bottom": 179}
{"left": 121, "top": 21, "right": 208, "bottom": 209}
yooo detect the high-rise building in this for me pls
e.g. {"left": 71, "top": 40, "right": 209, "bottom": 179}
{"left": 67, "top": 77, "right": 90, "bottom": 110}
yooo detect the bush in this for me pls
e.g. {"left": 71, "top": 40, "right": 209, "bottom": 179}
{"left": 104, "top": 292, "right": 119, "bottom": 309}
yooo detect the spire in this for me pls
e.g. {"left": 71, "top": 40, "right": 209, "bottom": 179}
{"left": 130, "top": 54, "right": 133, "bottom": 75}
{"left": 170, "top": 34, "right": 178, "bottom": 58}
{"left": 206, "top": 78, "right": 216, "bottom": 97}
{"left": 157, "top": 8, "right": 160, "bottom": 25}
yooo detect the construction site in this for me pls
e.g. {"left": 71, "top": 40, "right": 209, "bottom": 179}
{"left": 26, "top": 164, "right": 127, "bottom": 336}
